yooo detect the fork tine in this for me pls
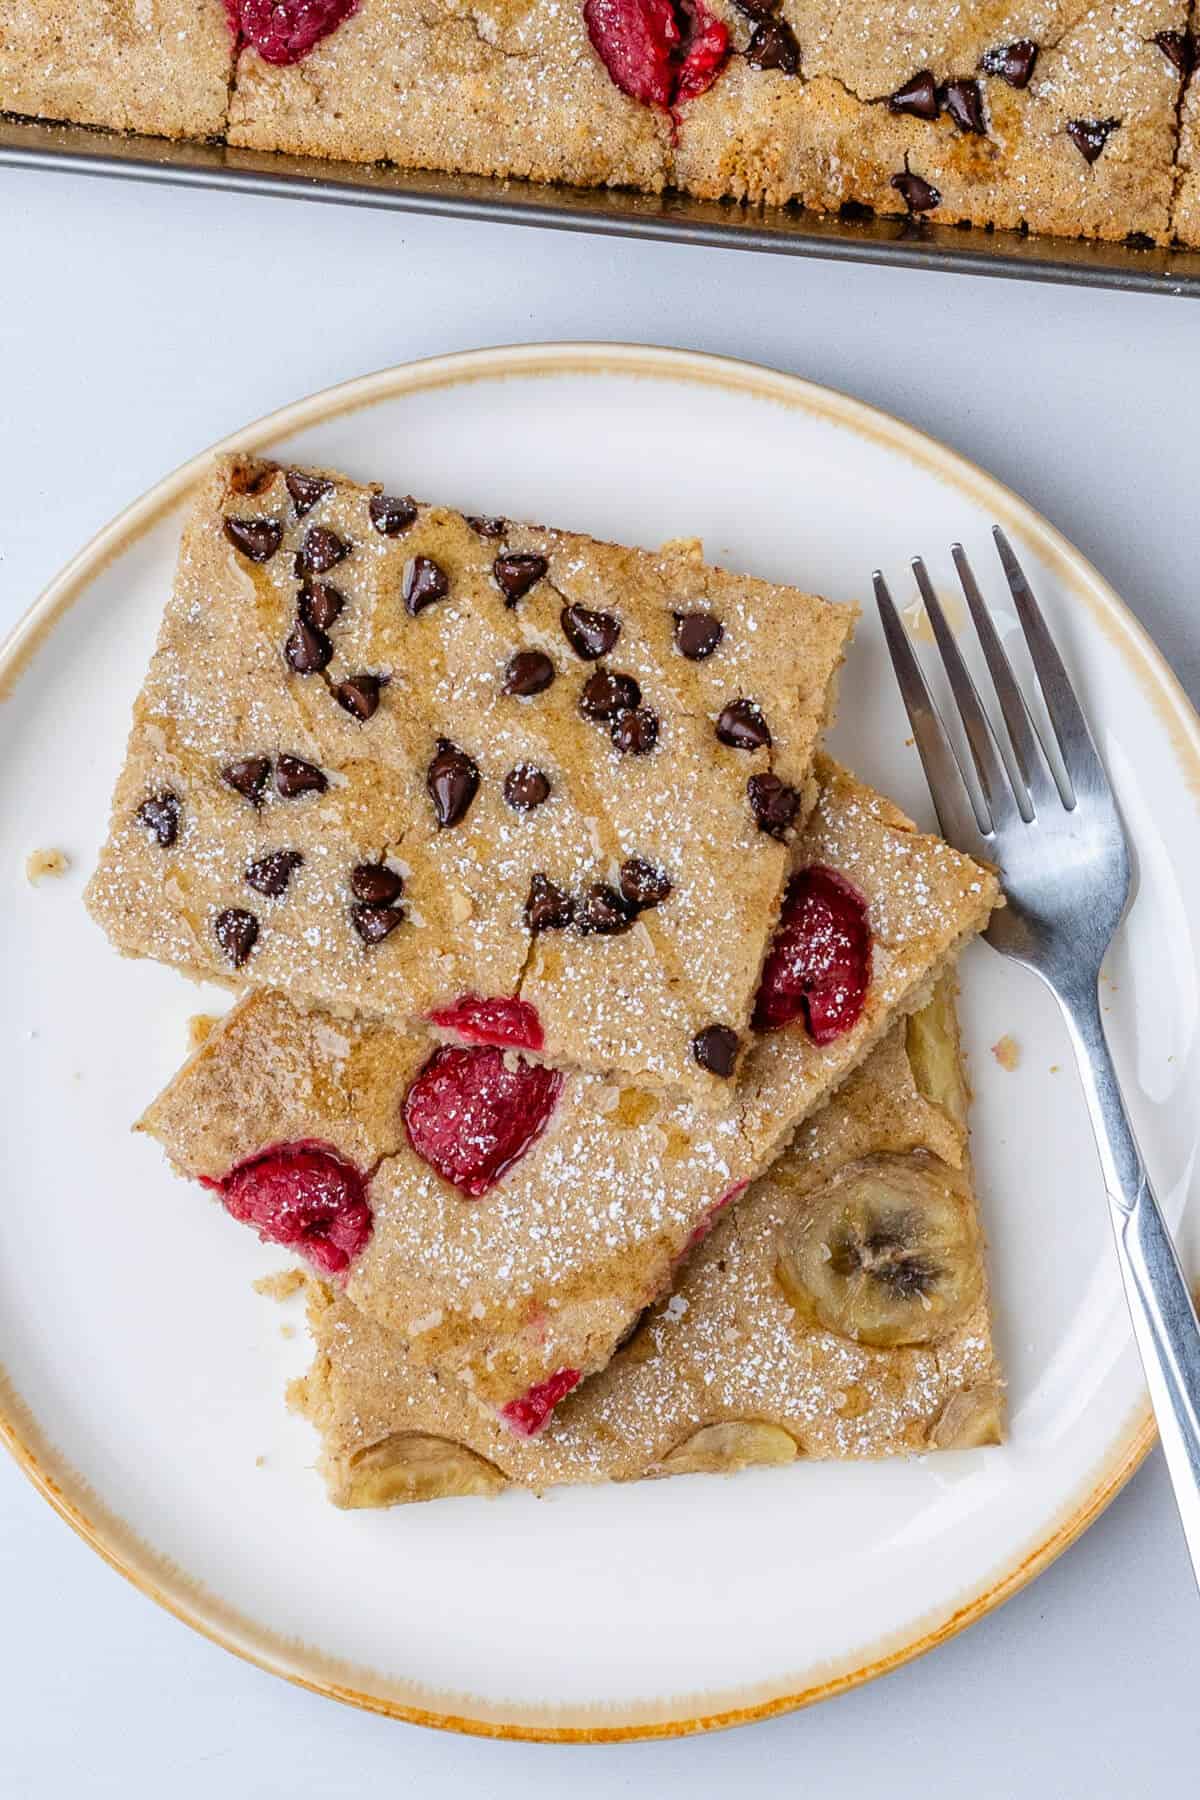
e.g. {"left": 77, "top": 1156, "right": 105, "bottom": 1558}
{"left": 951, "top": 544, "right": 1061, "bottom": 816}
{"left": 992, "top": 527, "right": 1108, "bottom": 806}
{"left": 873, "top": 572, "right": 989, "bottom": 852}
{"left": 911, "top": 557, "right": 1024, "bottom": 828}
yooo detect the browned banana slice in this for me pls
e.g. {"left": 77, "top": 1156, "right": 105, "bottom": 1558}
{"left": 344, "top": 1433, "right": 506, "bottom": 1507}
{"left": 659, "top": 1421, "right": 799, "bottom": 1476}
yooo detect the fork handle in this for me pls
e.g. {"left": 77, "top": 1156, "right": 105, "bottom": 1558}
{"left": 1061, "top": 983, "right": 1200, "bottom": 1588}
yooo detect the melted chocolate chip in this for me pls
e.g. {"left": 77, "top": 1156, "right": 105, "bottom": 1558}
{"left": 672, "top": 610, "right": 723, "bottom": 660}
{"left": 578, "top": 881, "right": 635, "bottom": 935}
{"left": 136, "top": 790, "right": 180, "bottom": 847}
{"left": 351, "top": 862, "right": 404, "bottom": 905}
{"left": 228, "top": 461, "right": 274, "bottom": 496}
{"left": 561, "top": 603, "right": 621, "bottom": 660}
{"left": 981, "top": 39, "right": 1038, "bottom": 87}
{"left": 351, "top": 902, "right": 406, "bottom": 945}
{"left": 580, "top": 669, "right": 641, "bottom": 720}
{"left": 502, "top": 649, "right": 556, "bottom": 697}
{"left": 732, "top": 0, "right": 776, "bottom": 17}
{"left": 891, "top": 171, "right": 941, "bottom": 214}
{"left": 221, "top": 757, "right": 271, "bottom": 806}
{"left": 223, "top": 517, "right": 282, "bottom": 563}
{"left": 275, "top": 755, "right": 327, "bottom": 798}
{"left": 284, "top": 616, "right": 333, "bottom": 674}
{"left": 691, "top": 1024, "right": 739, "bottom": 1077}
{"left": 214, "top": 907, "right": 259, "bottom": 968}
{"left": 524, "top": 874, "right": 574, "bottom": 932}
{"left": 716, "top": 698, "right": 771, "bottom": 750}
{"left": 493, "top": 553, "right": 548, "bottom": 605}
{"left": 504, "top": 764, "right": 551, "bottom": 811}
{"left": 285, "top": 470, "right": 333, "bottom": 517}
{"left": 294, "top": 525, "right": 348, "bottom": 576}
{"left": 888, "top": 70, "right": 939, "bottom": 118}
{"left": 619, "top": 857, "right": 672, "bottom": 910}
{"left": 369, "top": 493, "right": 417, "bottom": 536}
{"left": 245, "top": 850, "right": 303, "bottom": 897}
{"left": 403, "top": 555, "right": 449, "bottom": 616}
{"left": 299, "top": 582, "right": 345, "bottom": 631}
{"left": 334, "top": 674, "right": 382, "bottom": 720}
{"left": 427, "top": 739, "right": 479, "bottom": 828}
{"left": 1154, "top": 30, "right": 1195, "bottom": 76}
{"left": 467, "top": 515, "right": 507, "bottom": 538}
{"left": 1067, "top": 117, "right": 1119, "bottom": 163}
{"left": 748, "top": 772, "right": 801, "bottom": 838}
{"left": 942, "top": 77, "right": 985, "bottom": 134}
{"left": 746, "top": 18, "right": 800, "bottom": 73}
{"left": 611, "top": 707, "right": 660, "bottom": 755}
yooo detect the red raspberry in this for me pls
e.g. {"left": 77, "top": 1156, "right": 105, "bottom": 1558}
{"left": 426, "top": 994, "right": 544, "bottom": 1052}
{"left": 500, "top": 1367, "right": 582, "bottom": 1437}
{"left": 753, "top": 865, "right": 871, "bottom": 1042}
{"left": 205, "top": 1139, "right": 372, "bottom": 1275}
{"left": 673, "top": 2, "right": 731, "bottom": 104}
{"left": 583, "top": 0, "right": 729, "bottom": 112}
{"left": 225, "top": 0, "right": 359, "bottom": 66}
{"left": 681, "top": 1179, "right": 748, "bottom": 1256}
{"left": 403, "top": 1046, "right": 563, "bottom": 1198}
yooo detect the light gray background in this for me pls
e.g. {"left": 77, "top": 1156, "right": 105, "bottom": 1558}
{"left": 2, "top": 166, "right": 1197, "bottom": 1797}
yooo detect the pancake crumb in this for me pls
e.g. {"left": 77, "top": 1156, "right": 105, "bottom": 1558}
{"left": 992, "top": 1035, "right": 1020, "bottom": 1072}
{"left": 25, "top": 848, "right": 69, "bottom": 884}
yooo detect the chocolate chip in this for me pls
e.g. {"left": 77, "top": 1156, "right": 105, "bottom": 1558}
{"left": 691, "top": 1024, "right": 739, "bottom": 1078}
{"left": 136, "top": 790, "right": 180, "bottom": 847}
{"left": 214, "top": 907, "right": 259, "bottom": 968}
{"left": 369, "top": 493, "right": 417, "bottom": 536}
{"left": 245, "top": 850, "right": 303, "bottom": 897}
{"left": 888, "top": 70, "right": 939, "bottom": 118}
{"left": 716, "top": 698, "right": 771, "bottom": 750}
{"left": 504, "top": 764, "right": 551, "bottom": 811}
{"left": 981, "top": 39, "right": 1038, "bottom": 87}
{"left": 221, "top": 757, "right": 271, "bottom": 806}
{"left": 619, "top": 857, "right": 671, "bottom": 910}
{"left": 351, "top": 862, "right": 404, "bottom": 905}
{"left": 427, "top": 738, "right": 479, "bottom": 828}
{"left": 275, "top": 754, "right": 327, "bottom": 798}
{"left": 561, "top": 604, "right": 621, "bottom": 660}
{"left": 299, "top": 582, "right": 344, "bottom": 631}
{"left": 285, "top": 471, "right": 333, "bottom": 517}
{"left": 525, "top": 873, "right": 574, "bottom": 933}
{"left": 745, "top": 18, "right": 800, "bottom": 73}
{"left": 493, "top": 553, "right": 548, "bottom": 605}
{"left": 228, "top": 461, "right": 274, "bottom": 496}
{"left": 351, "top": 903, "right": 406, "bottom": 945}
{"left": 748, "top": 772, "right": 801, "bottom": 838}
{"left": 580, "top": 669, "right": 641, "bottom": 720}
{"left": 672, "top": 610, "right": 723, "bottom": 660}
{"left": 284, "top": 617, "right": 333, "bottom": 674}
{"left": 1067, "top": 117, "right": 1119, "bottom": 163}
{"left": 732, "top": 0, "right": 776, "bottom": 17}
{"left": 294, "top": 525, "right": 348, "bottom": 575}
{"left": 223, "top": 518, "right": 282, "bottom": 563}
{"left": 502, "top": 649, "right": 556, "bottom": 697}
{"left": 942, "top": 77, "right": 985, "bottom": 134}
{"left": 611, "top": 707, "right": 659, "bottom": 755}
{"left": 467, "top": 515, "right": 507, "bottom": 538}
{"left": 334, "top": 674, "right": 382, "bottom": 720}
{"left": 403, "top": 555, "right": 449, "bottom": 616}
{"left": 891, "top": 171, "right": 941, "bottom": 214}
{"left": 577, "top": 881, "right": 634, "bottom": 935}
{"left": 1154, "top": 30, "right": 1195, "bottom": 76}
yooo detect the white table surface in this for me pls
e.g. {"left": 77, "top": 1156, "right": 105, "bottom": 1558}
{"left": 2, "top": 165, "right": 1198, "bottom": 1796}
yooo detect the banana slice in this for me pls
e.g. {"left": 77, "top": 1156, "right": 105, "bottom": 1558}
{"left": 343, "top": 1433, "right": 506, "bottom": 1508}
{"left": 905, "top": 980, "right": 969, "bottom": 1126}
{"left": 928, "top": 1384, "right": 1005, "bottom": 1449}
{"left": 776, "top": 1150, "right": 982, "bottom": 1348}
{"left": 659, "top": 1420, "right": 799, "bottom": 1475}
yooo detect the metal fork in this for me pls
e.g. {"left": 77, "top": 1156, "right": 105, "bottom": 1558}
{"left": 875, "top": 529, "right": 1200, "bottom": 1587}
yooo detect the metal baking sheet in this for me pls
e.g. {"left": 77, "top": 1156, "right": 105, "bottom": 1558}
{"left": 5, "top": 112, "right": 1200, "bottom": 298}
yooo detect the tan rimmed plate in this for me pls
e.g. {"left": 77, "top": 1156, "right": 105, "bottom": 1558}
{"left": 2, "top": 344, "right": 1197, "bottom": 1741}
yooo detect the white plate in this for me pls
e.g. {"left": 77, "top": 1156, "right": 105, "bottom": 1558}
{"left": 2, "top": 344, "right": 1197, "bottom": 1742}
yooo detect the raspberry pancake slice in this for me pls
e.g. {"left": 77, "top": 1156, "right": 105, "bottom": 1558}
{"left": 294, "top": 978, "right": 1003, "bottom": 1506}
{"left": 140, "top": 760, "right": 1000, "bottom": 1424}
{"left": 86, "top": 454, "right": 854, "bottom": 1109}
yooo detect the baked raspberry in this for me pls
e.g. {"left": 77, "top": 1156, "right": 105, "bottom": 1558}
{"left": 403, "top": 1046, "right": 563, "bottom": 1198}
{"left": 426, "top": 994, "right": 544, "bottom": 1052}
{"left": 673, "top": 1, "right": 731, "bottom": 105}
{"left": 682, "top": 1180, "right": 748, "bottom": 1255}
{"left": 225, "top": 0, "right": 359, "bottom": 66}
{"left": 500, "top": 1367, "right": 582, "bottom": 1437}
{"left": 584, "top": 0, "right": 729, "bottom": 113}
{"left": 205, "top": 1139, "right": 371, "bottom": 1275}
{"left": 753, "top": 865, "right": 871, "bottom": 1042}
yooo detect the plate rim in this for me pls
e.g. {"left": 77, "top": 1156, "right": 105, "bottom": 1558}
{"left": 1, "top": 340, "right": 1191, "bottom": 1740}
